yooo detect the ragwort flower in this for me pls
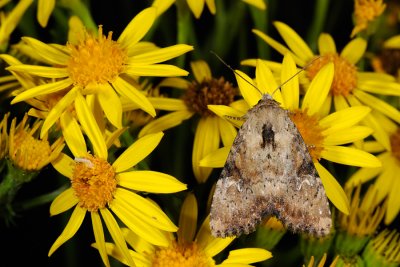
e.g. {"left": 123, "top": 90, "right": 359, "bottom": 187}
{"left": 48, "top": 98, "right": 186, "bottom": 266}
{"left": 202, "top": 54, "right": 381, "bottom": 215}
{"left": 5, "top": 7, "right": 193, "bottom": 138}
{"left": 95, "top": 193, "right": 272, "bottom": 266}
{"left": 346, "top": 112, "right": 400, "bottom": 224}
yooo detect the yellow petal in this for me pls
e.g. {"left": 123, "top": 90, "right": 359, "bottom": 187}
{"left": 192, "top": 116, "right": 220, "bottom": 183}
{"left": 208, "top": 104, "right": 245, "bottom": 128}
{"left": 152, "top": 0, "right": 175, "bottom": 16}
{"left": 340, "top": 38, "right": 367, "bottom": 64}
{"left": 118, "top": 7, "right": 156, "bottom": 51}
{"left": 128, "top": 44, "right": 193, "bottom": 65}
{"left": 200, "top": 146, "right": 230, "bottom": 168}
{"left": 148, "top": 97, "right": 187, "bottom": 111}
{"left": 333, "top": 94, "right": 350, "bottom": 111}
{"left": 50, "top": 188, "right": 79, "bottom": 216}
{"left": 48, "top": 206, "right": 86, "bottom": 256}
{"left": 203, "top": 236, "right": 236, "bottom": 257}
{"left": 255, "top": 59, "right": 279, "bottom": 96}
{"left": 252, "top": 29, "right": 305, "bottom": 66}
{"left": 113, "top": 77, "right": 156, "bottom": 117}
{"left": 41, "top": 86, "right": 78, "bottom": 138}
{"left": 98, "top": 84, "right": 123, "bottom": 128}
{"left": 60, "top": 112, "right": 87, "bottom": 158}
{"left": 98, "top": 242, "right": 151, "bottom": 266}
{"left": 222, "top": 248, "right": 272, "bottom": 264}
{"left": 196, "top": 216, "right": 213, "bottom": 248}
{"left": 159, "top": 77, "right": 191, "bottom": 89}
{"left": 178, "top": 193, "right": 198, "bottom": 244}
{"left": 91, "top": 212, "right": 110, "bottom": 267}
{"left": 320, "top": 106, "right": 370, "bottom": 136}
{"left": 106, "top": 127, "right": 128, "bottom": 149}
{"left": 318, "top": 33, "right": 336, "bottom": 55}
{"left": 75, "top": 93, "right": 108, "bottom": 159}
{"left": 218, "top": 118, "right": 237, "bottom": 147}
{"left": 113, "top": 132, "right": 163, "bottom": 172}
{"left": 235, "top": 70, "right": 261, "bottom": 108}
{"left": 115, "top": 188, "right": 178, "bottom": 232}
{"left": 51, "top": 153, "right": 74, "bottom": 178}
{"left": 357, "top": 79, "right": 400, "bottom": 96}
{"left": 100, "top": 209, "right": 136, "bottom": 267}
{"left": 302, "top": 62, "right": 334, "bottom": 115}
{"left": 345, "top": 163, "right": 383, "bottom": 189}
{"left": 11, "top": 78, "right": 73, "bottom": 104}
{"left": 321, "top": 145, "right": 382, "bottom": 168}
{"left": 191, "top": 60, "right": 212, "bottom": 82}
{"left": 22, "top": 36, "right": 70, "bottom": 65}
{"left": 386, "top": 175, "right": 400, "bottom": 224}
{"left": 280, "top": 53, "right": 299, "bottom": 110}
{"left": 354, "top": 90, "right": 400, "bottom": 123}
{"left": 110, "top": 195, "right": 170, "bottom": 246}
{"left": 274, "top": 21, "right": 314, "bottom": 62}
{"left": 125, "top": 63, "right": 189, "bottom": 77}
{"left": 242, "top": 0, "right": 266, "bottom": 10}
{"left": 314, "top": 162, "right": 350, "bottom": 214}
{"left": 7, "top": 65, "right": 68, "bottom": 78}
{"left": 122, "top": 228, "right": 155, "bottom": 255}
{"left": 205, "top": 0, "right": 216, "bottom": 14}
{"left": 138, "top": 110, "right": 193, "bottom": 137}
{"left": 187, "top": 0, "right": 205, "bottom": 18}
{"left": 323, "top": 126, "right": 373, "bottom": 146}
{"left": 37, "top": 0, "right": 55, "bottom": 27}
{"left": 118, "top": 170, "right": 186, "bottom": 193}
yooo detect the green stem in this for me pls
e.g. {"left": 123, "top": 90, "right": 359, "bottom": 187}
{"left": 176, "top": 0, "right": 194, "bottom": 67}
{"left": 249, "top": 4, "right": 269, "bottom": 59}
{"left": 306, "top": 0, "right": 330, "bottom": 52}
{"left": 16, "top": 184, "right": 69, "bottom": 211}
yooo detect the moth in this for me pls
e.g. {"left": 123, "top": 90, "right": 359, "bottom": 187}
{"left": 209, "top": 56, "right": 332, "bottom": 238}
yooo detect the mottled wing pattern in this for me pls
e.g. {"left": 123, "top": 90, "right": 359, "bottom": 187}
{"left": 210, "top": 95, "right": 331, "bottom": 238}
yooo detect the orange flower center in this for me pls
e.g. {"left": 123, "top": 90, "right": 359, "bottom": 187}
{"left": 67, "top": 26, "right": 127, "bottom": 90}
{"left": 182, "top": 77, "right": 236, "bottom": 116}
{"left": 306, "top": 54, "right": 357, "bottom": 97}
{"left": 289, "top": 109, "right": 325, "bottom": 161}
{"left": 71, "top": 154, "right": 117, "bottom": 212}
{"left": 390, "top": 128, "right": 400, "bottom": 163}
{"left": 151, "top": 241, "right": 215, "bottom": 267}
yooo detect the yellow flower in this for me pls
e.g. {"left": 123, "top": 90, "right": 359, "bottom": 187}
{"left": 9, "top": 113, "right": 64, "bottom": 171}
{"left": 95, "top": 193, "right": 272, "bottom": 266}
{"left": 351, "top": 0, "right": 386, "bottom": 37}
{"left": 152, "top": 0, "right": 265, "bottom": 18}
{"left": 247, "top": 22, "right": 400, "bottom": 150}
{"left": 139, "top": 60, "right": 238, "bottom": 183}
{"left": 202, "top": 54, "right": 382, "bottom": 215}
{"left": 5, "top": 7, "right": 193, "bottom": 138}
{"left": 346, "top": 112, "right": 400, "bottom": 224}
{"left": 48, "top": 100, "right": 187, "bottom": 267}
{"left": 0, "top": 0, "right": 33, "bottom": 50}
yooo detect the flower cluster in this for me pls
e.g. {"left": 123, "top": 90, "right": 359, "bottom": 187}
{"left": 0, "top": 0, "right": 398, "bottom": 267}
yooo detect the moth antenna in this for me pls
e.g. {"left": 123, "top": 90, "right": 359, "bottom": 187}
{"left": 211, "top": 50, "right": 323, "bottom": 98}
{"left": 210, "top": 50, "right": 263, "bottom": 96}
{"left": 271, "top": 56, "right": 322, "bottom": 96}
